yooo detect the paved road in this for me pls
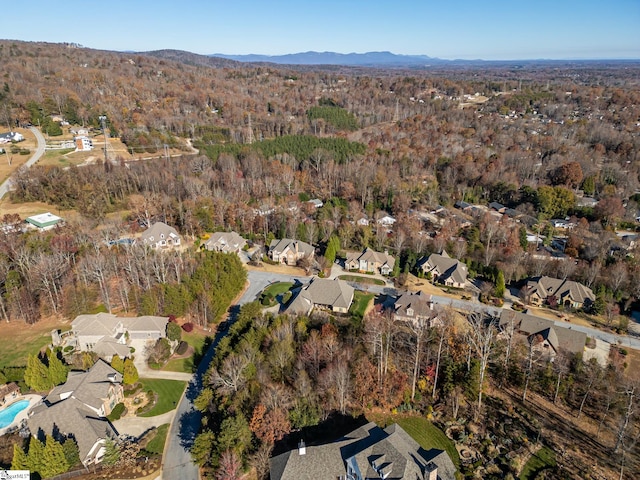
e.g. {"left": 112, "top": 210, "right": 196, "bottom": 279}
{"left": 161, "top": 270, "right": 309, "bottom": 480}
{"left": 0, "top": 127, "right": 46, "bottom": 199}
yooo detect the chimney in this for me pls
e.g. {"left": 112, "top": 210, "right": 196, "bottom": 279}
{"left": 298, "top": 440, "right": 306, "bottom": 456}
{"left": 426, "top": 462, "right": 438, "bottom": 480}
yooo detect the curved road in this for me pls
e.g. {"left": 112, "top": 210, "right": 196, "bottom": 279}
{"left": 0, "top": 127, "right": 46, "bottom": 199}
{"left": 161, "top": 270, "right": 309, "bottom": 480}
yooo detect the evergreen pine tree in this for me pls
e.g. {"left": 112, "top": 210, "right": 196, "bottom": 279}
{"left": 41, "top": 435, "right": 69, "bottom": 478}
{"left": 495, "top": 270, "right": 506, "bottom": 298}
{"left": 24, "top": 354, "right": 51, "bottom": 392}
{"left": 11, "top": 443, "right": 29, "bottom": 471}
{"left": 111, "top": 355, "right": 125, "bottom": 374}
{"left": 102, "top": 437, "right": 120, "bottom": 466}
{"left": 62, "top": 439, "right": 80, "bottom": 468}
{"left": 47, "top": 350, "right": 68, "bottom": 386}
{"left": 123, "top": 358, "right": 139, "bottom": 385}
{"left": 27, "top": 436, "right": 46, "bottom": 476}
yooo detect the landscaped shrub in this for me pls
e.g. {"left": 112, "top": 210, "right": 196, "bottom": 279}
{"left": 107, "top": 402, "right": 126, "bottom": 421}
{"left": 63, "top": 346, "right": 74, "bottom": 353}
{"left": 182, "top": 322, "right": 194, "bottom": 332}
{"left": 176, "top": 341, "right": 189, "bottom": 355}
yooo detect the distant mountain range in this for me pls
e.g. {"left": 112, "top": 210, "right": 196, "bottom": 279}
{"left": 210, "top": 51, "right": 450, "bottom": 67}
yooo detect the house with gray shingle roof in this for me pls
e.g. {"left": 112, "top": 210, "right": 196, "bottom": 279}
{"left": 522, "top": 276, "right": 595, "bottom": 309}
{"left": 70, "top": 312, "right": 168, "bottom": 361}
{"left": 139, "top": 221, "right": 182, "bottom": 249}
{"left": 393, "top": 291, "right": 434, "bottom": 325}
{"left": 498, "top": 310, "right": 587, "bottom": 356}
{"left": 270, "top": 422, "right": 456, "bottom": 480}
{"left": 27, "top": 360, "right": 122, "bottom": 466}
{"left": 269, "top": 238, "right": 314, "bottom": 266}
{"left": 286, "top": 278, "right": 354, "bottom": 315}
{"left": 418, "top": 251, "right": 468, "bottom": 288}
{"left": 345, "top": 248, "right": 396, "bottom": 275}
{"left": 203, "top": 231, "right": 247, "bottom": 254}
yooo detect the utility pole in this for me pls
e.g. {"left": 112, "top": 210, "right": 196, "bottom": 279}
{"left": 99, "top": 115, "right": 108, "bottom": 165}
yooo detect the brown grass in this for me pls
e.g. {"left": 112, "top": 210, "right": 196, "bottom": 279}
{"left": 0, "top": 128, "right": 37, "bottom": 183}
{"left": 0, "top": 316, "right": 70, "bottom": 368}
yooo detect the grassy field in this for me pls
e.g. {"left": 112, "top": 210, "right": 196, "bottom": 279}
{"left": 137, "top": 379, "right": 186, "bottom": 417}
{"left": 144, "top": 424, "right": 170, "bottom": 455}
{"left": 0, "top": 128, "right": 36, "bottom": 183}
{"left": 349, "top": 291, "right": 374, "bottom": 318}
{"left": 519, "top": 446, "right": 556, "bottom": 479}
{"left": 163, "top": 330, "right": 207, "bottom": 373}
{"left": 369, "top": 413, "right": 461, "bottom": 470}
{"left": 338, "top": 274, "right": 385, "bottom": 286}
{"left": 0, "top": 318, "right": 70, "bottom": 370}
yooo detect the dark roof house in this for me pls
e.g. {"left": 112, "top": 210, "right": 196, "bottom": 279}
{"left": 270, "top": 422, "right": 456, "bottom": 480}
{"left": 523, "top": 276, "right": 595, "bottom": 309}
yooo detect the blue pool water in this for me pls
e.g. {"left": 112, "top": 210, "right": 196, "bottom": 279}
{"left": 0, "top": 399, "right": 29, "bottom": 428}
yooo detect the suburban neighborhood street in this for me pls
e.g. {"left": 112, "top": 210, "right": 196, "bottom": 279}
{"left": 157, "top": 267, "right": 640, "bottom": 479}
{"left": 0, "top": 126, "right": 46, "bottom": 199}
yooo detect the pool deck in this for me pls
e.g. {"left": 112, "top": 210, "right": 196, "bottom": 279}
{"left": 0, "top": 394, "right": 43, "bottom": 436}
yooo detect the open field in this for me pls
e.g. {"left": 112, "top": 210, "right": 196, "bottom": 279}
{"left": 144, "top": 423, "right": 170, "bottom": 455}
{"left": 519, "top": 446, "right": 556, "bottom": 480}
{"left": 0, "top": 316, "right": 70, "bottom": 369}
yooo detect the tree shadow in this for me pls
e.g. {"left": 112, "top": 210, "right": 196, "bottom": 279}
{"left": 177, "top": 407, "right": 202, "bottom": 450}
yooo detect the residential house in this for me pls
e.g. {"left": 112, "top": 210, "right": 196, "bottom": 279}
{"left": 25, "top": 212, "right": 63, "bottom": 231}
{"left": 418, "top": 251, "right": 468, "bottom": 288}
{"left": 74, "top": 136, "right": 93, "bottom": 151}
{"left": 489, "top": 201, "right": 506, "bottom": 213}
{"left": 375, "top": 212, "right": 397, "bottom": 227}
{"left": 270, "top": 422, "right": 456, "bottom": 480}
{"left": 27, "top": 360, "right": 122, "bottom": 466}
{"left": 0, "top": 131, "right": 24, "bottom": 143}
{"left": 269, "top": 238, "right": 314, "bottom": 266}
{"left": 346, "top": 248, "right": 396, "bottom": 275}
{"left": 550, "top": 219, "right": 575, "bottom": 230}
{"left": 70, "top": 312, "right": 169, "bottom": 360}
{"left": 286, "top": 278, "right": 354, "bottom": 315}
{"left": 498, "top": 310, "right": 587, "bottom": 358}
{"left": 522, "top": 276, "right": 595, "bottom": 309}
{"left": 454, "top": 200, "right": 471, "bottom": 211}
{"left": 203, "top": 231, "right": 247, "bottom": 254}
{"left": 0, "top": 382, "right": 20, "bottom": 405}
{"left": 139, "top": 221, "right": 181, "bottom": 249}
{"left": 393, "top": 291, "right": 434, "bottom": 325}
{"left": 307, "top": 198, "right": 323, "bottom": 209}
{"left": 356, "top": 216, "right": 370, "bottom": 227}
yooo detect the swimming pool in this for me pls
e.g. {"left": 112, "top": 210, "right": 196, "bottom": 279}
{"left": 0, "top": 399, "right": 29, "bottom": 428}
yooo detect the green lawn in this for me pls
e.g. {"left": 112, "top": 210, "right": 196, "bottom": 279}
{"left": 338, "top": 275, "right": 386, "bottom": 286}
{"left": 0, "top": 320, "right": 68, "bottom": 370}
{"left": 163, "top": 330, "right": 207, "bottom": 373}
{"left": 349, "top": 291, "right": 374, "bottom": 318}
{"left": 137, "top": 379, "right": 186, "bottom": 417}
{"left": 144, "top": 424, "right": 170, "bottom": 455}
{"left": 262, "top": 282, "right": 294, "bottom": 297}
{"left": 370, "top": 414, "right": 460, "bottom": 470}
{"left": 519, "top": 446, "right": 556, "bottom": 479}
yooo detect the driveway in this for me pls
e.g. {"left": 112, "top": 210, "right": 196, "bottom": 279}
{"left": 113, "top": 410, "right": 176, "bottom": 438}
{"left": 131, "top": 338, "right": 193, "bottom": 382}
{"left": 0, "top": 126, "right": 46, "bottom": 199}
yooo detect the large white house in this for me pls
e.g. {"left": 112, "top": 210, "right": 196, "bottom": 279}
{"left": 69, "top": 312, "right": 169, "bottom": 360}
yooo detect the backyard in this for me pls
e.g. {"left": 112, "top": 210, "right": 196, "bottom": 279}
{"left": 337, "top": 274, "right": 385, "bottom": 286}
{"left": 0, "top": 317, "right": 69, "bottom": 370}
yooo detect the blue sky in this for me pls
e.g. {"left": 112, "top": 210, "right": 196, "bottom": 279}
{"left": 6, "top": 0, "right": 639, "bottom": 60}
